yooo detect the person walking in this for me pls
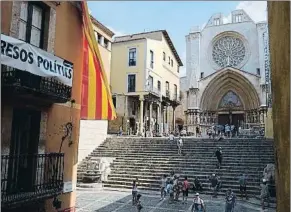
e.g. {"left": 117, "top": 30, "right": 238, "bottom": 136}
{"left": 196, "top": 126, "right": 200, "bottom": 137}
{"left": 182, "top": 176, "right": 190, "bottom": 204}
{"left": 191, "top": 193, "right": 205, "bottom": 212}
{"left": 132, "top": 180, "right": 138, "bottom": 205}
{"left": 168, "top": 132, "right": 175, "bottom": 145}
{"left": 260, "top": 179, "right": 270, "bottom": 210}
{"left": 160, "top": 174, "right": 167, "bottom": 200}
{"left": 177, "top": 136, "right": 183, "bottom": 155}
{"left": 225, "top": 188, "right": 236, "bottom": 212}
{"left": 215, "top": 147, "right": 223, "bottom": 169}
{"left": 136, "top": 194, "right": 143, "bottom": 212}
{"left": 209, "top": 173, "right": 219, "bottom": 197}
{"left": 225, "top": 124, "right": 231, "bottom": 138}
{"left": 166, "top": 180, "right": 174, "bottom": 204}
{"left": 238, "top": 174, "right": 248, "bottom": 199}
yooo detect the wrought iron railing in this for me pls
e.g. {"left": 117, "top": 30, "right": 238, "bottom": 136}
{"left": 165, "top": 90, "right": 170, "bottom": 98}
{"left": 1, "top": 65, "right": 71, "bottom": 103}
{"left": 1, "top": 153, "right": 64, "bottom": 207}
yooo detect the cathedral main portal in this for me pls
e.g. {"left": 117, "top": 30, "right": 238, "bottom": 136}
{"left": 186, "top": 68, "right": 268, "bottom": 133}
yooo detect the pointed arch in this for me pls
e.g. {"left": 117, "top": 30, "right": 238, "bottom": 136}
{"left": 200, "top": 68, "right": 260, "bottom": 110}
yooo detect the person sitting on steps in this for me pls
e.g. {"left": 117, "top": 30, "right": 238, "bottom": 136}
{"left": 194, "top": 176, "right": 203, "bottom": 192}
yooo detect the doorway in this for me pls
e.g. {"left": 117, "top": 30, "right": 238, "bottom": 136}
{"left": 7, "top": 108, "right": 41, "bottom": 193}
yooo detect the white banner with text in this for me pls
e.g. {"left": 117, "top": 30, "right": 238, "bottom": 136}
{"left": 1, "top": 34, "right": 73, "bottom": 87}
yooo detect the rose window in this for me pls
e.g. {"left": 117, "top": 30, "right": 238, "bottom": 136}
{"left": 212, "top": 36, "right": 246, "bottom": 68}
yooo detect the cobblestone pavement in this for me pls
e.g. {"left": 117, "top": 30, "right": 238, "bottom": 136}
{"left": 76, "top": 189, "right": 275, "bottom": 212}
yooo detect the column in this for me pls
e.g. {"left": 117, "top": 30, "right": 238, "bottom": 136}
{"left": 172, "top": 106, "right": 176, "bottom": 132}
{"left": 139, "top": 96, "right": 144, "bottom": 136}
{"left": 149, "top": 102, "right": 153, "bottom": 136}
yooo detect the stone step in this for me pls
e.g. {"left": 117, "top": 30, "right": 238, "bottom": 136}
{"left": 90, "top": 153, "right": 274, "bottom": 159}
{"left": 109, "top": 169, "right": 263, "bottom": 177}
{"left": 113, "top": 157, "right": 273, "bottom": 163}
{"left": 100, "top": 143, "right": 274, "bottom": 148}
{"left": 107, "top": 174, "right": 262, "bottom": 185}
{"left": 110, "top": 165, "right": 266, "bottom": 174}
{"left": 102, "top": 180, "right": 261, "bottom": 195}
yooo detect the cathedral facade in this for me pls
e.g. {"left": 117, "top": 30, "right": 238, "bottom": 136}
{"left": 181, "top": 10, "right": 271, "bottom": 134}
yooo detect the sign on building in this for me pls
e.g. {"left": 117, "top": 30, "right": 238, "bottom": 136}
{"left": 1, "top": 34, "right": 73, "bottom": 87}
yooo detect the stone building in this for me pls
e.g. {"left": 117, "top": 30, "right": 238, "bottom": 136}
{"left": 1, "top": 1, "right": 84, "bottom": 211}
{"left": 78, "top": 16, "right": 114, "bottom": 163}
{"left": 181, "top": 9, "right": 272, "bottom": 134}
{"left": 109, "top": 30, "right": 183, "bottom": 136}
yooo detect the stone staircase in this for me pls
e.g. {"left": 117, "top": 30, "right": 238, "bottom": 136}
{"left": 77, "top": 137, "right": 275, "bottom": 199}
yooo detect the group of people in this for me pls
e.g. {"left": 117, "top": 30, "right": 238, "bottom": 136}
{"left": 207, "top": 124, "right": 237, "bottom": 139}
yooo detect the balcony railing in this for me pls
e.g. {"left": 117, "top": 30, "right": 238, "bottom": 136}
{"left": 172, "top": 93, "right": 179, "bottom": 101}
{"left": 1, "top": 65, "right": 71, "bottom": 103}
{"left": 165, "top": 90, "right": 170, "bottom": 98}
{"left": 147, "top": 86, "right": 161, "bottom": 97}
{"left": 1, "top": 153, "right": 64, "bottom": 208}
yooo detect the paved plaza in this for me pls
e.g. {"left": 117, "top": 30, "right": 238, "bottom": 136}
{"left": 76, "top": 189, "right": 275, "bottom": 212}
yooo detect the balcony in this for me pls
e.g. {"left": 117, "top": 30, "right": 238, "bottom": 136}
{"left": 1, "top": 153, "right": 64, "bottom": 208}
{"left": 1, "top": 65, "right": 71, "bottom": 103}
{"left": 147, "top": 86, "right": 161, "bottom": 97}
{"left": 165, "top": 90, "right": 171, "bottom": 98}
{"left": 172, "top": 93, "right": 179, "bottom": 101}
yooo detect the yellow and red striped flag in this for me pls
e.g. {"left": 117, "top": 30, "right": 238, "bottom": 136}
{"left": 81, "top": 1, "right": 116, "bottom": 120}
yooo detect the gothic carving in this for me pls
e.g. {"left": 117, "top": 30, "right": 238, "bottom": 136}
{"left": 212, "top": 36, "right": 246, "bottom": 68}
{"left": 219, "top": 91, "right": 242, "bottom": 109}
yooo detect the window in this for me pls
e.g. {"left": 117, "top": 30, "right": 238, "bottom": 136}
{"left": 174, "top": 84, "right": 177, "bottom": 99}
{"left": 214, "top": 18, "right": 220, "bottom": 26}
{"left": 234, "top": 15, "right": 242, "bottom": 23}
{"left": 200, "top": 72, "right": 204, "bottom": 79}
{"left": 97, "top": 33, "right": 102, "bottom": 44}
{"left": 177, "top": 65, "right": 180, "bottom": 73}
{"left": 165, "top": 81, "right": 170, "bottom": 97}
{"left": 129, "top": 48, "right": 137, "bottom": 66}
{"left": 163, "top": 52, "right": 166, "bottom": 61}
{"left": 157, "top": 80, "right": 161, "bottom": 91}
{"left": 257, "top": 68, "right": 260, "bottom": 75}
{"left": 171, "top": 59, "right": 173, "bottom": 67}
{"left": 168, "top": 57, "right": 171, "bottom": 65}
{"left": 127, "top": 74, "right": 136, "bottom": 92}
{"left": 112, "top": 96, "right": 116, "bottom": 108}
{"left": 104, "top": 38, "right": 109, "bottom": 49}
{"left": 150, "top": 50, "right": 154, "bottom": 69}
{"left": 19, "top": 2, "right": 47, "bottom": 48}
{"left": 94, "top": 31, "right": 98, "bottom": 41}
{"left": 166, "top": 81, "right": 169, "bottom": 90}
{"left": 148, "top": 76, "right": 153, "bottom": 90}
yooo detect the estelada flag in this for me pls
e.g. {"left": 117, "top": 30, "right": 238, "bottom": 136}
{"left": 81, "top": 1, "right": 116, "bottom": 120}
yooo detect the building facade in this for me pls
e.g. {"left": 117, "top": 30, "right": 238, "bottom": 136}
{"left": 1, "top": 1, "right": 83, "bottom": 211}
{"left": 182, "top": 10, "right": 272, "bottom": 134}
{"left": 78, "top": 16, "right": 114, "bottom": 163}
{"left": 109, "top": 30, "right": 183, "bottom": 136}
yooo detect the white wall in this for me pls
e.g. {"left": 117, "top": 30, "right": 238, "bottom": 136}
{"left": 78, "top": 120, "right": 108, "bottom": 163}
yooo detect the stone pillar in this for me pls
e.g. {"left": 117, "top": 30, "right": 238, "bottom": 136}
{"left": 157, "top": 103, "right": 161, "bottom": 135}
{"left": 149, "top": 102, "right": 153, "bottom": 136}
{"left": 139, "top": 97, "right": 144, "bottom": 136}
{"left": 172, "top": 106, "right": 176, "bottom": 132}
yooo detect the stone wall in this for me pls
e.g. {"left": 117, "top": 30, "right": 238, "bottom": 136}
{"left": 78, "top": 120, "right": 108, "bottom": 163}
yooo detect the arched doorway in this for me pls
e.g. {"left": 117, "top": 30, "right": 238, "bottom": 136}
{"left": 199, "top": 68, "right": 261, "bottom": 129}
{"left": 175, "top": 118, "right": 184, "bottom": 131}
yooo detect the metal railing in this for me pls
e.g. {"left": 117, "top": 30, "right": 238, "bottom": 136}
{"left": 165, "top": 90, "right": 170, "bottom": 98}
{"left": 1, "top": 65, "right": 71, "bottom": 103}
{"left": 1, "top": 153, "right": 64, "bottom": 207}
{"left": 147, "top": 86, "right": 161, "bottom": 97}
